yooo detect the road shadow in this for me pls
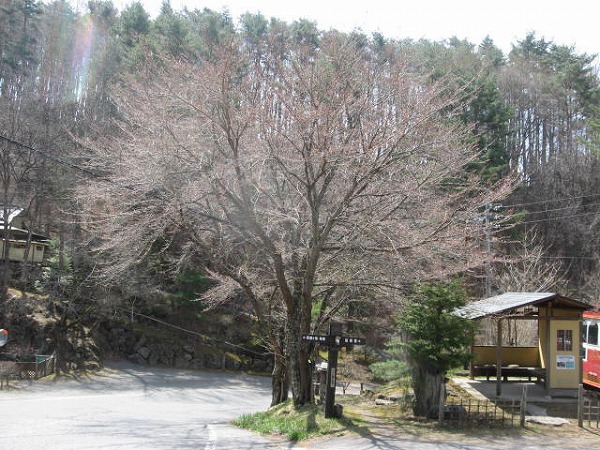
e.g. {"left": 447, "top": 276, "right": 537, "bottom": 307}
{"left": 1, "top": 360, "right": 272, "bottom": 397}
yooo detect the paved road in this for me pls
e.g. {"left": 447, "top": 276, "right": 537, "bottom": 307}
{"left": 0, "top": 361, "right": 283, "bottom": 449}
{"left": 1, "top": 363, "right": 598, "bottom": 450}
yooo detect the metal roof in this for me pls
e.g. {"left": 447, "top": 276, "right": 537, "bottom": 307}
{"left": 0, "top": 207, "right": 24, "bottom": 225}
{"left": 1, "top": 226, "right": 50, "bottom": 243}
{"left": 456, "top": 292, "right": 590, "bottom": 320}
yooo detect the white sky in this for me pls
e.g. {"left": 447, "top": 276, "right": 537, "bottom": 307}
{"left": 77, "top": 0, "right": 600, "bottom": 57}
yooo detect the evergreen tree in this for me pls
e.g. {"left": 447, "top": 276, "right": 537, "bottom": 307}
{"left": 397, "top": 281, "right": 475, "bottom": 418}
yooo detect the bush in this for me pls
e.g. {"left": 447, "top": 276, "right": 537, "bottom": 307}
{"left": 369, "top": 359, "right": 410, "bottom": 382}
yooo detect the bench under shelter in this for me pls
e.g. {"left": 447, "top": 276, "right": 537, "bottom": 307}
{"left": 456, "top": 292, "right": 590, "bottom": 397}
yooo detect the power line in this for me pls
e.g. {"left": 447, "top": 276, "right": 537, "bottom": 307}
{"left": 5, "top": 131, "right": 600, "bottom": 219}
{"left": 517, "top": 209, "right": 600, "bottom": 226}
{"left": 0, "top": 132, "right": 102, "bottom": 178}
{"left": 499, "top": 192, "right": 600, "bottom": 210}
{"left": 119, "top": 307, "right": 269, "bottom": 357}
{"left": 522, "top": 201, "right": 600, "bottom": 215}
{"left": 1, "top": 134, "right": 270, "bottom": 356}
{"left": 539, "top": 256, "right": 597, "bottom": 260}
{"left": 5, "top": 134, "right": 600, "bottom": 265}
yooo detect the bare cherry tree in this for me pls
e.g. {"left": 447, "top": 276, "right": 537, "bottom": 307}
{"left": 495, "top": 228, "right": 566, "bottom": 293}
{"left": 475, "top": 229, "right": 567, "bottom": 347}
{"left": 80, "top": 32, "right": 502, "bottom": 406}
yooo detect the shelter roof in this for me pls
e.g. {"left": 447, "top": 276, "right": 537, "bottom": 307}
{"left": 456, "top": 292, "right": 591, "bottom": 320}
{"left": 0, "top": 207, "right": 24, "bottom": 225}
{"left": 2, "top": 226, "right": 51, "bottom": 243}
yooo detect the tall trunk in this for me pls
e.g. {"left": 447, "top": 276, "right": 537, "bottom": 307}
{"left": 51, "top": 315, "right": 70, "bottom": 375}
{"left": 19, "top": 228, "right": 33, "bottom": 284}
{"left": 411, "top": 363, "right": 444, "bottom": 419}
{"left": 286, "top": 305, "right": 312, "bottom": 406}
{"left": 0, "top": 216, "right": 11, "bottom": 301}
{"left": 271, "top": 350, "right": 289, "bottom": 406}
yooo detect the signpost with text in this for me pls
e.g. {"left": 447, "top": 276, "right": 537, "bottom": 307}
{"left": 302, "top": 322, "right": 365, "bottom": 418}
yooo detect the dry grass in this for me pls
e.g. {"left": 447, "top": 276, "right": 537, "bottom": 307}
{"left": 334, "top": 384, "right": 600, "bottom": 446}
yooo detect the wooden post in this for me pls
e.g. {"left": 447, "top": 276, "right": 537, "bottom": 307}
{"left": 520, "top": 384, "right": 528, "bottom": 427}
{"left": 324, "top": 344, "right": 339, "bottom": 418}
{"left": 545, "top": 304, "right": 552, "bottom": 394}
{"left": 324, "top": 322, "right": 342, "bottom": 419}
{"left": 578, "top": 384, "right": 584, "bottom": 428}
{"left": 496, "top": 318, "right": 503, "bottom": 397}
{"left": 438, "top": 382, "right": 446, "bottom": 425}
{"left": 302, "top": 324, "right": 364, "bottom": 419}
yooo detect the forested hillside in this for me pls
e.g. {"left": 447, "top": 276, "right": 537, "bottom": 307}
{"left": 0, "top": 0, "right": 599, "bottom": 405}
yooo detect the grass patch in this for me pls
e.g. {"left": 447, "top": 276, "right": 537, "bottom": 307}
{"left": 233, "top": 400, "right": 358, "bottom": 441}
{"left": 234, "top": 379, "right": 599, "bottom": 446}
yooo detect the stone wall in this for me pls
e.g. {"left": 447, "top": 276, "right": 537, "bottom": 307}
{"left": 0, "top": 291, "right": 272, "bottom": 375}
{"left": 95, "top": 316, "right": 272, "bottom": 374}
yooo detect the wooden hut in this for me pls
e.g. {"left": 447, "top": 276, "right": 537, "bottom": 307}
{"left": 457, "top": 292, "right": 590, "bottom": 397}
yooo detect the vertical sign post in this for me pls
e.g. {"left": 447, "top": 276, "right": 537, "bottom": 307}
{"left": 302, "top": 321, "right": 365, "bottom": 418}
{"left": 324, "top": 322, "right": 342, "bottom": 418}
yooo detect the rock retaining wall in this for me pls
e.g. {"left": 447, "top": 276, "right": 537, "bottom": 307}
{"left": 96, "top": 318, "right": 272, "bottom": 374}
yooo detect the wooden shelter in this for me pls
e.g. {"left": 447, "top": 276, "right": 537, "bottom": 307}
{"left": 457, "top": 292, "right": 590, "bottom": 397}
{"left": 0, "top": 207, "right": 49, "bottom": 264}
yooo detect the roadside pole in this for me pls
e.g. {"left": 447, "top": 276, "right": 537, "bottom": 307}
{"left": 302, "top": 321, "right": 365, "bottom": 419}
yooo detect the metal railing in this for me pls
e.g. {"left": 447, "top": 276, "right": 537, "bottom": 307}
{"left": 440, "top": 383, "right": 525, "bottom": 427}
{"left": 0, "top": 354, "right": 56, "bottom": 389}
{"left": 442, "top": 396, "right": 521, "bottom": 427}
{"left": 578, "top": 385, "right": 600, "bottom": 428}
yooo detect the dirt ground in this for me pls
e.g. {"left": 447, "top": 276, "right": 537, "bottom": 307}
{"left": 336, "top": 395, "right": 600, "bottom": 448}
{"left": 328, "top": 373, "right": 600, "bottom": 449}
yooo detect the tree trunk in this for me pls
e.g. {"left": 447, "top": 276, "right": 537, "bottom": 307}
{"left": 0, "top": 220, "right": 11, "bottom": 301}
{"left": 271, "top": 351, "right": 289, "bottom": 406}
{"left": 286, "top": 307, "right": 312, "bottom": 406}
{"left": 51, "top": 319, "right": 70, "bottom": 375}
{"left": 411, "top": 363, "right": 444, "bottom": 419}
{"left": 19, "top": 228, "right": 33, "bottom": 285}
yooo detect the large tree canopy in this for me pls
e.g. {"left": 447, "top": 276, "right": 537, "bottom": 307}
{"left": 2, "top": 0, "right": 600, "bottom": 409}
{"left": 79, "top": 31, "right": 496, "bottom": 405}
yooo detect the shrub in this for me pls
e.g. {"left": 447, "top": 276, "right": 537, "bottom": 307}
{"left": 369, "top": 359, "right": 410, "bottom": 382}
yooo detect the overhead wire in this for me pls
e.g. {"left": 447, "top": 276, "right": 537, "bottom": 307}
{"left": 3, "top": 133, "right": 600, "bottom": 262}
{"left": 516, "top": 210, "right": 600, "bottom": 226}
{"left": 0, "top": 132, "right": 102, "bottom": 178}
{"left": 498, "top": 192, "right": 600, "bottom": 209}
{"left": 4, "top": 130, "right": 600, "bottom": 222}
{"left": 1, "top": 133, "right": 272, "bottom": 357}
{"left": 119, "top": 307, "right": 269, "bottom": 357}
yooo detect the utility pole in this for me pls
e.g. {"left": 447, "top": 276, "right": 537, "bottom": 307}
{"left": 484, "top": 203, "right": 493, "bottom": 298}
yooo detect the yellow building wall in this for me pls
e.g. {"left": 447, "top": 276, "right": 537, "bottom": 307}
{"left": 472, "top": 346, "right": 541, "bottom": 366}
{"left": 0, "top": 241, "right": 46, "bottom": 263}
{"left": 548, "top": 319, "right": 581, "bottom": 389}
{"left": 539, "top": 307, "right": 581, "bottom": 390}
{"left": 538, "top": 319, "right": 547, "bottom": 369}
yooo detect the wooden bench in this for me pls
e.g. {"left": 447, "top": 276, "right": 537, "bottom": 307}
{"left": 472, "top": 364, "right": 545, "bottom": 382}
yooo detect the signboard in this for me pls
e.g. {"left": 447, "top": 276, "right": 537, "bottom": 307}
{"left": 302, "top": 325, "right": 366, "bottom": 419}
{"left": 556, "top": 355, "right": 575, "bottom": 370}
{"left": 302, "top": 335, "right": 328, "bottom": 343}
{"left": 302, "top": 335, "right": 366, "bottom": 346}
{"left": 340, "top": 337, "right": 365, "bottom": 346}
